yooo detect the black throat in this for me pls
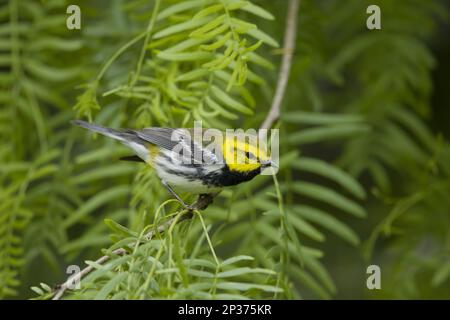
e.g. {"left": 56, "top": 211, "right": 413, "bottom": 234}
{"left": 205, "top": 165, "right": 261, "bottom": 187}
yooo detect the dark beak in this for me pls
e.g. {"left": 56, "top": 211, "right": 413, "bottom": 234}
{"left": 261, "top": 160, "right": 277, "bottom": 168}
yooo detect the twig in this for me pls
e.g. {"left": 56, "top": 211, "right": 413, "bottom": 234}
{"left": 52, "top": 0, "right": 300, "bottom": 300}
{"left": 130, "top": 0, "right": 161, "bottom": 87}
{"left": 52, "top": 218, "right": 176, "bottom": 300}
{"left": 260, "top": 0, "right": 300, "bottom": 131}
{"left": 52, "top": 195, "right": 211, "bottom": 300}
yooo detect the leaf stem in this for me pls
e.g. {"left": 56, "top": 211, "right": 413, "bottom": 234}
{"left": 131, "top": 0, "right": 161, "bottom": 87}
{"left": 260, "top": 0, "right": 300, "bottom": 131}
{"left": 196, "top": 210, "right": 220, "bottom": 266}
{"left": 95, "top": 0, "right": 161, "bottom": 86}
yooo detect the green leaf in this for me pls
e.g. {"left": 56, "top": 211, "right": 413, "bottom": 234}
{"left": 294, "top": 205, "right": 360, "bottom": 246}
{"left": 104, "top": 219, "right": 139, "bottom": 238}
{"left": 190, "top": 15, "right": 226, "bottom": 38}
{"left": 29, "top": 37, "right": 83, "bottom": 51}
{"left": 61, "top": 235, "right": 111, "bottom": 254}
{"left": 302, "top": 255, "right": 336, "bottom": 295}
{"left": 432, "top": 261, "right": 450, "bottom": 287}
{"left": 187, "top": 269, "right": 215, "bottom": 278}
{"left": 291, "top": 182, "right": 367, "bottom": 218}
{"left": 75, "top": 147, "right": 127, "bottom": 165}
{"left": 193, "top": 23, "right": 229, "bottom": 41}
{"left": 40, "top": 283, "right": 52, "bottom": 292}
{"left": 218, "top": 267, "right": 276, "bottom": 278}
{"left": 157, "top": 0, "right": 209, "bottom": 21}
{"left": 200, "top": 32, "right": 232, "bottom": 51}
{"left": 282, "top": 111, "right": 364, "bottom": 125}
{"left": 63, "top": 185, "right": 130, "bottom": 228}
{"left": 293, "top": 157, "right": 366, "bottom": 199}
{"left": 221, "top": 255, "right": 254, "bottom": 266}
{"left": 70, "top": 164, "right": 136, "bottom": 185}
{"left": 94, "top": 273, "right": 127, "bottom": 300}
{"left": 31, "top": 286, "right": 44, "bottom": 295}
{"left": 241, "top": 2, "right": 275, "bottom": 20}
{"left": 204, "top": 96, "right": 239, "bottom": 120}
{"left": 153, "top": 17, "right": 211, "bottom": 39}
{"left": 157, "top": 51, "right": 213, "bottom": 61}
{"left": 185, "top": 258, "right": 217, "bottom": 270}
{"left": 231, "top": 18, "right": 257, "bottom": 33}
{"left": 84, "top": 256, "right": 131, "bottom": 284}
{"left": 287, "top": 125, "right": 371, "bottom": 145}
{"left": 162, "top": 38, "right": 205, "bottom": 53}
{"left": 287, "top": 213, "right": 325, "bottom": 242}
{"left": 193, "top": 4, "right": 223, "bottom": 20}
{"left": 216, "top": 282, "right": 282, "bottom": 293}
{"left": 390, "top": 107, "right": 436, "bottom": 150}
{"left": 246, "top": 28, "right": 278, "bottom": 47}
{"left": 215, "top": 293, "right": 250, "bottom": 300}
{"left": 289, "top": 266, "right": 331, "bottom": 299}
{"left": 247, "top": 52, "right": 274, "bottom": 69}
{"left": 24, "top": 58, "right": 79, "bottom": 82}
{"left": 22, "top": 78, "right": 69, "bottom": 109}
{"left": 211, "top": 85, "right": 252, "bottom": 114}
{"left": 176, "top": 69, "right": 210, "bottom": 82}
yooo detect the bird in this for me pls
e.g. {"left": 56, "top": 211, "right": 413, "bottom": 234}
{"left": 72, "top": 120, "right": 275, "bottom": 209}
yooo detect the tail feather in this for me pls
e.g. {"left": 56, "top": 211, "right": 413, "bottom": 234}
{"left": 71, "top": 120, "right": 150, "bottom": 162}
{"left": 71, "top": 119, "right": 129, "bottom": 142}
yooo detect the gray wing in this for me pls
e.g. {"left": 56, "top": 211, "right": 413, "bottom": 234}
{"left": 135, "top": 127, "right": 222, "bottom": 165}
{"left": 133, "top": 127, "right": 188, "bottom": 151}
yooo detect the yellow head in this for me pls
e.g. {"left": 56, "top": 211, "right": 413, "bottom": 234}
{"left": 222, "top": 135, "right": 271, "bottom": 173}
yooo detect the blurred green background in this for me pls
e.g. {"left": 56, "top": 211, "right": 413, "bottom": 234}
{"left": 1, "top": 0, "right": 449, "bottom": 299}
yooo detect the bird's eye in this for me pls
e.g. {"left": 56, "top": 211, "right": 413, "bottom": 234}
{"left": 245, "top": 151, "right": 256, "bottom": 160}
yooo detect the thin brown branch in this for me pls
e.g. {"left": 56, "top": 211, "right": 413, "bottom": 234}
{"left": 260, "top": 0, "right": 300, "bottom": 131}
{"left": 51, "top": 195, "right": 211, "bottom": 300}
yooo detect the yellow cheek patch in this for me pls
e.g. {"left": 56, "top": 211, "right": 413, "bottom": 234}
{"left": 227, "top": 162, "right": 261, "bottom": 172}
{"left": 222, "top": 136, "right": 269, "bottom": 172}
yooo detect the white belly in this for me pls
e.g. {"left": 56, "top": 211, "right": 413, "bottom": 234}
{"left": 152, "top": 149, "right": 224, "bottom": 194}
{"left": 155, "top": 166, "right": 222, "bottom": 194}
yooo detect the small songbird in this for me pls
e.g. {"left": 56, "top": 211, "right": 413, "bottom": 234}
{"left": 72, "top": 120, "right": 275, "bottom": 208}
